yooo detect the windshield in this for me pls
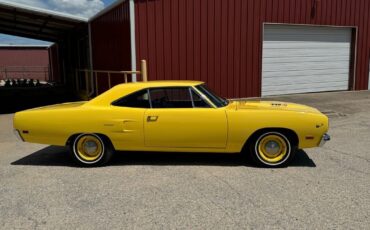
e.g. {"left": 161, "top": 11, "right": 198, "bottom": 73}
{"left": 195, "top": 84, "right": 229, "bottom": 108}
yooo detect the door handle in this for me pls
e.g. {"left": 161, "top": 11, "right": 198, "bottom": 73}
{"left": 147, "top": 116, "right": 158, "bottom": 122}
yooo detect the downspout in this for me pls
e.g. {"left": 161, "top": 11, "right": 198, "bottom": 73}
{"left": 88, "top": 22, "right": 95, "bottom": 97}
{"left": 129, "top": 0, "right": 137, "bottom": 82}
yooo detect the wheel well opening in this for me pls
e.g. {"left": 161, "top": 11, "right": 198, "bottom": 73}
{"left": 66, "top": 133, "right": 114, "bottom": 149}
{"left": 243, "top": 128, "right": 299, "bottom": 151}
{"left": 66, "top": 134, "right": 79, "bottom": 146}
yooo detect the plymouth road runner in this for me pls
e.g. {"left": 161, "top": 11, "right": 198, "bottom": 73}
{"left": 13, "top": 81, "right": 330, "bottom": 167}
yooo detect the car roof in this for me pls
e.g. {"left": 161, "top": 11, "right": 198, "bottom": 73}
{"left": 85, "top": 80, "right": 205, "bottom": 106}
{"left": 114, "top": 80, "right": 204, "bottom": 89}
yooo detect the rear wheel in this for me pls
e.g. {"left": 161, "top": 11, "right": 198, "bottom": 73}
{"left": 70, "top": 133, "right": 113, "bottom": 166}
{"left": 250, "top": 131, "right": 295, "bottom": 167}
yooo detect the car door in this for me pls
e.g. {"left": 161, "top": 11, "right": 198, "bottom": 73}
{"left": 109, "top": 89, "right": 149, "bottom": 150}
{"left": 144, "top": 87, "right": 227, "bottom": 148}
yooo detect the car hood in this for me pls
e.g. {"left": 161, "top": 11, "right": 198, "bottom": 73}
{"left": 234, "top": 100, "right": 321, "bottom": 114}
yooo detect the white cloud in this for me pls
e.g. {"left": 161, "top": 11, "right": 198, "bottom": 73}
{"left": 3, "top": 0, "right": 49, "bottom": 8}
{"left": 47, "top": 0, "right": 104, "bottom": 18}
{"left": 0, "top": 0, "right": 105, "bottom": 18}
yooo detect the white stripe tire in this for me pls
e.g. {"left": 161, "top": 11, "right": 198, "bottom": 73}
{"left": 70, "top": 133, "right": 114, "bottom": 167}
{"left": 249, "top": 131, "right": 295, "bottom": 168}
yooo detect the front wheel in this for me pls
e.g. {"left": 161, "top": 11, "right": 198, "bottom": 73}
{"left": 70, "top": 133, "right": 114, "bottom": 166}
{"left": 250, "top": 131, "right": 295, "bottom": 167}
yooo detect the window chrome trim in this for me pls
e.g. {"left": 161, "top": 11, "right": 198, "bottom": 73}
{"left": 189, "top": 86, "right": 212, "bottom": 109}
{"left": 191, "top": 86, "right": 217, "bottom": 108}
{"left": 189, "top": 87, "right": 195, "bottom": 108}
{"left": 147, "top": 88, "right": 152, "bottom": 108}
{"left": 110, "top": 85, "right": 216, "bottom": 109}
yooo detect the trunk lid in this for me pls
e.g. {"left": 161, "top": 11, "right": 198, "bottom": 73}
{"left": 25, "top": 101, "right": 87, "bottom": 112}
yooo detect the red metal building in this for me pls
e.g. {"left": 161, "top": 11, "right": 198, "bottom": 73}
{"left": 90, "top": 0, "right": 370, "bottom": 98}
{"left": 90, "top": 0, "right": 132, "bottom": 93}
{"left": 0, "top": 46, "right": 50, "bottom": 81}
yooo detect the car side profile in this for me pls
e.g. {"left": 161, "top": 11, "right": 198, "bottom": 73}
{"left": 13, "top": 81, "right": 330, "bottom": 167}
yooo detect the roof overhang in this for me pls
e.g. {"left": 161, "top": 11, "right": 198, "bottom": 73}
{"left": 0, "top": 44, "right": 50, "bottom": 48}
{"left": 0, "top": 1, "right": 88, "bottom": 42}
{"left": 89, "top": 0, "right": 125, "bottom": 22}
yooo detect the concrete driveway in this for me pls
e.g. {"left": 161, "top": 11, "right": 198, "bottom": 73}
{"left": 0, "top": 91, "right": 369, "bottom": 229}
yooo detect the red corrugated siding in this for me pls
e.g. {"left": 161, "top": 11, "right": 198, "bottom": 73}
{"left": 0, "top": 48, "right": 48, "bottom": 67}
{"left": 90, "top": 1, "right": 131, "bottom": 94}
{"left": 0, "top": 47, "right": 49, "bottom": 81}
{"left": 135, "top": 0, "right": 370, "bottom": 97}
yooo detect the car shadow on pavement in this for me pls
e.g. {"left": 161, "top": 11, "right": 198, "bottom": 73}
{"left": 11, "top": 146, "right": 316, "bottom": 168}
{"left": 11, "top": 146, "right": 75, "bottom": 167}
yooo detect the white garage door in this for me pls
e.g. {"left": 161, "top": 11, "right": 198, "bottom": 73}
{"left": 262, "top": 25, "right": 352, "bottom": 96}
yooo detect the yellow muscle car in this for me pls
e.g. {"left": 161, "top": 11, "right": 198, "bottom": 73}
{"left": 13, "top": 81, "right": 330, "bottom": 167}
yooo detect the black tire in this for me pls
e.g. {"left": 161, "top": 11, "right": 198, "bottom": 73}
{"left": 249, "top": 131, "right": 296, "bottom": 168}
{"left": 69, "top": 133, "right": 114, "bottom": 167}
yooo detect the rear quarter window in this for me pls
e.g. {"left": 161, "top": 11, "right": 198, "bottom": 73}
{"left": 112, "top": 89, "right": 150, "bottom": 108}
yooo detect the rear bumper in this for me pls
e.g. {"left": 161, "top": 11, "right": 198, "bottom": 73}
{"left": 319, "top": 133, "right": 330, "bottom": 147}
{"left": 13, "top": 129, "right": 24, "bottom": 142}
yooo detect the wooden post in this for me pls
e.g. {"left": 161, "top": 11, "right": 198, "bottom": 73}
{"left": 75, "top": 69, "right": 79, "bottom": 91}
{"left": 95, "top": 72, "right": 98, "bottom": 95}
{"left": 124, "top": 73, "right": 128, "bottom": 83}
{"left": 141, "top": 59, "right": 148, "bottom": 82}
{"left": 85, "top": 70, "right": 89, "bottom": 94}
{"left": 108, "top": 72, "right": 111, "bottom": 88}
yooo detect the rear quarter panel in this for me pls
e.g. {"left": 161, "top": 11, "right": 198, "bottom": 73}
{"left": 13, "top": 106, "right": 146, "bottom": 149}
{"left": 14, "top": 107, "right": 93, "bottom": 146}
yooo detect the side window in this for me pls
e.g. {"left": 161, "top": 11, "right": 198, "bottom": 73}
{"left": 191, "top": 89, "right": 211, "bottom": 108}
{"left": 150, "top": 88, "right": 193, "bottom": 108}
{"left": 112, "top": 89, "right": 150, "bottom": 108}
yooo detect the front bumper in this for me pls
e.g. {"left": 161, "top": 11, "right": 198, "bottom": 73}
{"left": 319, "top": 133, "right": 330, "bottom": 147}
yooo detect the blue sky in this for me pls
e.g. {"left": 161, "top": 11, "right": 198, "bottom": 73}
{"left": 0, "top": 0, "right": 117, "bottom": 46}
